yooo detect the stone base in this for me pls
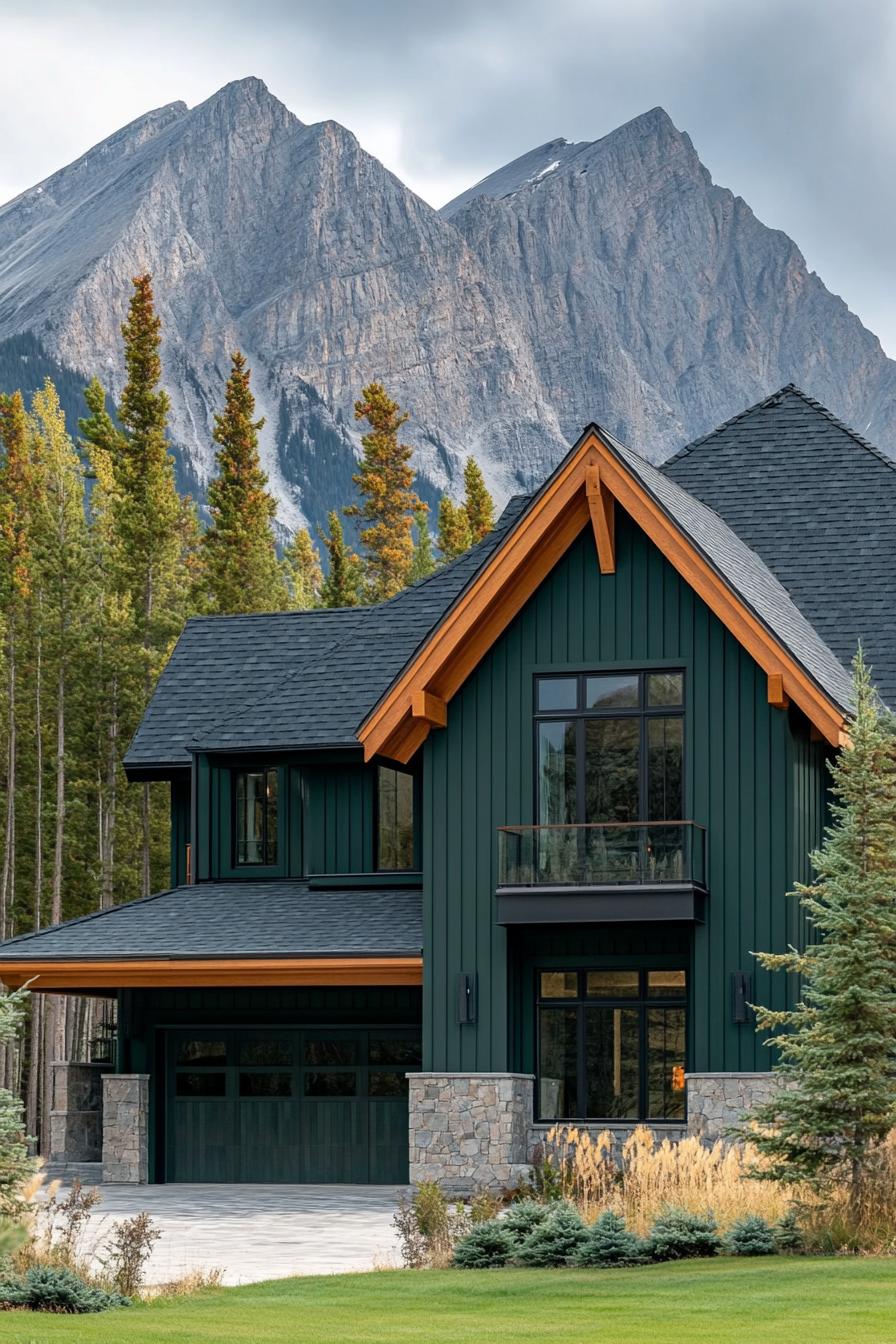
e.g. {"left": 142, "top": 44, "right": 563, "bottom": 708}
{"left": 49, "top": 1062, "right": 110, "bottom": 1165}
{"left": 686, "top": 1072, "right": 780, "bottom": 1141}
{"left": 408, "top": 1073, "right": 534, "bottom": 1195}
{"left": 102, "top": 1074, "right": 149, "bottom": 1184}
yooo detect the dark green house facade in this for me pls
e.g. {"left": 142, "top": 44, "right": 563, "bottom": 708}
{"left": 0, "top": 386, "right": 892, "bottom": 1190}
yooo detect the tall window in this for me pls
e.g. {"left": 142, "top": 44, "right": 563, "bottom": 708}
{"left": 377, "top": 766, "right": 415, "bottom": 871}
{"left": 234, "top": 767, "right": 278, "bottom": 866}
{"left": 535, "top": 671, "right": 684, "bottom": 825}
{"left": 537, "top": 968, "right": 686, "bottom": 1121}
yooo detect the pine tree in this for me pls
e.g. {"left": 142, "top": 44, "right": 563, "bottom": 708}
{"left": 319, "top": 513, "right": 363, "bottom": 608}
{"left": 349, "top": 384, "right": 424, "bottom": 601}
{"left": 202, "top": 351, "right": 287, "bottom": 615}
{"left": 436, "top": 495, "right": 471, "bottom": 563}
{"left": 283, "top": 527, "right": 323, "bottom": 609}
{"left": 462, "top": 456, "right": 494, "bottom": 543}
{"left": 408, "top": 509, "right": 436, "bottom": 583}
{"left": 741, "top": 650, "right": 896, "bottom": 1214}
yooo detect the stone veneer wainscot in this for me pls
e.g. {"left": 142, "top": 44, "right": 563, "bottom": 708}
{"left": 408, "top": 1073, "right": 534, "bottom": 1195}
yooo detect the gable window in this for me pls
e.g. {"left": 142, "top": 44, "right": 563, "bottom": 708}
{"left": 376, "top": 766, "right": 415, "bottom": 871}
{"left": 234, "top": 767, "right": 278, "bottom": 866}
{"left": 537, "top": 967, "right": 686, "bottom": 1121}
{"left": 535, "top": 671, "right": 684, "bottom": 825}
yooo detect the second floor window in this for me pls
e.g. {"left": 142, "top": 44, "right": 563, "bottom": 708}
{"left": 235, "top": 767, "right": 278, "bottom": 866}
{"left": 535, "top": 671, "right": 684, "bottom": 825}
{"left": 376, "top": 766, "right": 415, "bottom": 871}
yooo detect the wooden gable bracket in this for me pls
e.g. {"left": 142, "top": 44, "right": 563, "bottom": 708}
{"left": 767, "top": 672, "right": 790, "bottom": 710}
{"left": 411, "top": 691, "right": 448, "bottom": 728}
{"left": 585, "top": 463, "right": 615, "bottom": 574}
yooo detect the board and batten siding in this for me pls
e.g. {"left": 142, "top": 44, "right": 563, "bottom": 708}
{"left": 422, "top": 508, "right": 829, "bottom": 1076}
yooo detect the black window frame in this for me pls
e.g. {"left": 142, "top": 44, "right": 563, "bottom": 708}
{"left": 232, "top": 764, "right": 280, "bottom": 868}
{"left": 533, "top": 670, "right": 685, "bottom": 825}
{"left": 374, "top": 764, "right": 419, "bottom": 872}
{"left": 535, "top": 966, "right": 687, "bottom": 1123}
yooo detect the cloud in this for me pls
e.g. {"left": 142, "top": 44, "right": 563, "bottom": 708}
{"left": 2, "top": 0, "right": 895, "bottom": 350}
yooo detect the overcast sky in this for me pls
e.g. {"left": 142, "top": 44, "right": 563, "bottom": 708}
{"left": 4, "top": 0, "right": 895, "bottom": 350}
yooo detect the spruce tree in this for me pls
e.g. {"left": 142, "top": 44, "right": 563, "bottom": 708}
{"left": 319, "top": 513, "right": 363, "bottom": 608}
{"left": 408, "top": 509, "right": 436, "bottom": 582}
{"left": 462, "top": 456, "right": 494, "bottom": 543}
{"left": 114, "top": 275, "right": 194, "bottom": 896}
{"left": 436, "top": 495, "right": 471, "bottom": 563}
{"left": 349, "top": 384, "right": 424, "bottom": 601}
{"left": 202, "top": 351, "right": 287, "bottom": 615}
{"left": 742, "top": 650, "right": 896, "bottom": 1214}
{"left": 283, "top": 527, "right": 323, "bottom": 609}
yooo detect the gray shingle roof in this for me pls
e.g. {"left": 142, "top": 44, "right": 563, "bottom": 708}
{"left": 599, "top": 431, "right": 855, "bottom": 712}
{"left": 0, "top": 882, "right": 422, "bottom": 960}
{"left": 662, "top": 386, "right": 896, "bottom": 706}
{"left": 124, "top": 497, "right": 530, "bottom": 769}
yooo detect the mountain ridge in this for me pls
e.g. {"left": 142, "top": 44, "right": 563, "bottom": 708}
{"left": 1, "top": 76, "right": 894, "bottom": 533}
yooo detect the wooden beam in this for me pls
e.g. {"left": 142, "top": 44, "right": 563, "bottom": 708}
{"left": 0, "top": 956, "right": 423, "bottom": 992}
{"left": 585, "top": 464, "right": 616, "bottom": 574}
{"left": 411, "top": 690, "right": 447, "bottom": 727}
{"left": 767, "top": 672, "right": 790, "bottom": 710}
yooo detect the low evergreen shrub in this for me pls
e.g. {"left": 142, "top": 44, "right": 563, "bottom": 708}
{"left": 0, "top": 1266, "right": 130, "bottom": 1313}
{"left": 645, "top": 1206, "right": 720, "bottom": 1261}
{"left": 724, "top": 1215, "right": 778, "bottom": 1257}
{"left": 452, "top": 1221, "right": 515, "bottom": 1269}
{"left": 515, "top": 1202, "right": 588, "bottom": 1267}
{"left": 501, "top": 1199, "right": 553, "bottom": 1246}
{"left": 573, "top": 1210, "right": 648, "bottom": 1267}
{"left": 773, "top": 1209, "right": 806, "bottom": 1253}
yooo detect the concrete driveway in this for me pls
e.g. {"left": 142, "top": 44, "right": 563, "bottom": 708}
{"left": 67, "top": 1183, "right": 405, "bottom": 1286}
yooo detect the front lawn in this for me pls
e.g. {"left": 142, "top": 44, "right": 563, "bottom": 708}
{"left": 0, "top": 1258, "right": 893, "bottom": 1343}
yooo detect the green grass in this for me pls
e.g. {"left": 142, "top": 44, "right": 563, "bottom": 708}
{"left": 0, "top": 1259, "right": 894, "bottom": 1343}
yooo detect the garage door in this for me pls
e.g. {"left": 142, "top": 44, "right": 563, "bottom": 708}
{"left": 166, "top": 1027, "right": 420, "bottom": 1183}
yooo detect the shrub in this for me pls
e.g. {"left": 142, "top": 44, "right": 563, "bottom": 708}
{"left": 392, "top": 1182, "right": 470, "bottom": 1268}
{"left": 573, "top": 1210, "right": 648, "bottom": 1267}
{"left": 515, "top": 1202, "right": 588, "bottom": 1267}
{"left": 101, "top": 1212, "right": 161, "bottom": 1297}
{"left": 646, "top": 1206, "right": 720, "bottom": 1261}
{"left": 452, "top": 1221, "right": 514, "bottom": 1269}
{"left": 0, "top": 1265, "right": 130, "bottom": 1313}
{"left": 501, "top": 1199, "right": 553, "bottom": 1245}
{"left": 724, "top": 1215, "right": 778, "bottom": 1257}
{"left": 772, "top": 1209, "right": 805, "bottom": 1253}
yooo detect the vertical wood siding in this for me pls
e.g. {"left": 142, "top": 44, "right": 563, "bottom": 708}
{"left": 423, "top": 510, "right": 828, "bottom": 1074}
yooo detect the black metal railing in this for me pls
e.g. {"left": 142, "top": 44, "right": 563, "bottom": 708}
{"left": 497, "top": 822, "right": 706, "bottom": 889}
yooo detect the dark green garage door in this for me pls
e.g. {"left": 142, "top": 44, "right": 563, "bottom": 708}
{"left": 166, "top": 1027, "right": 420, "bottom": 1184}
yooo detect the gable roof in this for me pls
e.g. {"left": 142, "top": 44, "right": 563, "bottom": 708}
{"left": 359, "top": 424, "right": 852, "bottom": 761}
{"left": 0, "top": 880, "right": 423, "bottom": 989}
{"left": 124, "top": 497, "right": 530, "bottom": 771}
{"left": 662, "top": 385, "right": 896, "bottom": 706}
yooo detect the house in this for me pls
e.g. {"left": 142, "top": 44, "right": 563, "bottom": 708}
{"left": 0, "top": 385, "right": 892, "bottom": 1191}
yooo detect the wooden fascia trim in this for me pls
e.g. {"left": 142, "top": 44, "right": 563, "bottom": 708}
{"left": 593, "top": 446, "right": 846, "bottom": 746}
{"left": 360, "top": 449, "right": 596, "bottom": 761}
{"left": 0, "top": 956, "right": 423, "bottom": 991}
{"left": 767, "top": 672, "right": 790, "bottom": 710}
{"left": 585, "top": 463, "right": 616, "bottom": 574}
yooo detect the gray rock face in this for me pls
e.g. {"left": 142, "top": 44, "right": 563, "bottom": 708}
{"left": 1, "top": 80, "right": 895, "bottom": 529}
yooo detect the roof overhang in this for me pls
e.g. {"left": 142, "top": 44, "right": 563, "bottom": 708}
{"left": 359, "top": 427, "right": 848, "bottom": 762}
{"left": 0, "top": 955, "right": 423, "bottom": 992}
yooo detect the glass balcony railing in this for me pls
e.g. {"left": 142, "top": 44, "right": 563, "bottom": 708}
{"left": 497, "top": 822, "right": 706, "bottom": 890}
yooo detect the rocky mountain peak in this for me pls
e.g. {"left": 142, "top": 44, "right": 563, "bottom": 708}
{"left": 1, "top": 79, "right": 895, "bottom": 538}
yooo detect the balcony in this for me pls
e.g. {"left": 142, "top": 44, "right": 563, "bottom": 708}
{"left": 495, "top": 822, "right": 707, "bottom": 925}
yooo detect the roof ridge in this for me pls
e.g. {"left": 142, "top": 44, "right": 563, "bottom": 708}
{"left": 665, "top": 383, "right": 896, "bottom": 474}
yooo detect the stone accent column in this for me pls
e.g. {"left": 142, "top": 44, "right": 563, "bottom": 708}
{"left": 408, "top": 1072, "right": 533, "bottom": 1195}
{"left": 49, "top": 1062, "right": 109, "bottom": 1164}
{"left": 686, "top": 1072, "right": 780, "bottom": 1141}
{"left": 102, "top": 1074, "right": 149, "bottom": 1184}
